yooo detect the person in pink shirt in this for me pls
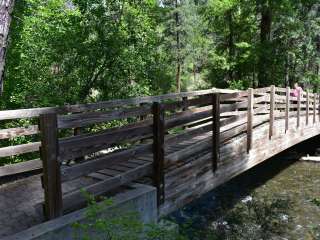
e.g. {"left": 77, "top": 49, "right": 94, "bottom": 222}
{"left": 291, "top": 83, "right": 303, "bottom": 98}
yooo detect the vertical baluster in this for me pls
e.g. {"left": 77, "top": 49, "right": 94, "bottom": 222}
{"left": 212, "top": 93, "right": 220, "bottom": 171}
{"left": 247, "top": 88, "right": 254, "bottom": 152}
{"left": 152, "top": 102, "right": 165, "bottom": 206}
{"left": 297, "top": 91, "right": 301, "bottom": 128}
{"left": 269, "top": 85, "right": 275, "bottom": 139}
{"left": 313, "top": 93, "right": 316, "bottom": 124}
{"left": 306, "top": 92, "right": 309, "bottom": 125}
{"left": 285, "top": 87, "right": 290, "bottom": 132}
{"left": 39, "top": 113, "right": 63, "bottom": 220}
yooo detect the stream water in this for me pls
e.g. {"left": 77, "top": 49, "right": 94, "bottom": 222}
{"left": 169, "top": 137, "right": 320, "bottom": 240}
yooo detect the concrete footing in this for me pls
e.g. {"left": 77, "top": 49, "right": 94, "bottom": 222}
{"left": 2, "top": 184, "right": 157, "bottom": 240}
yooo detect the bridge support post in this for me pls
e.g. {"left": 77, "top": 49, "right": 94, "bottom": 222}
{"left": 313, "top": 93, "right": 316, "bottom": 124}
{"left": 297, "top": 91, "right": 301, "bottom": 128}
{"left": 306, "top": 92, "right": 309, "bottom": 125}
{"left": 247, "top": 88, "right": 254, "bottom": 152}
{"left": 285, "top": 87, "right": 290, "bottom": 132}
{"left": 152, "top": 102, "right": 165, "bottom": 207}
{"left": 212, "top": 93, "right": 220, "bottom": 172}
{"left": 39, "top": 113, "right": 63, "bottom": 220}
{"left": 318, "top": 94, "right": 320, "bottom": 122}
{"left": 269, "top": 85, "right": 275, "bottom": 139}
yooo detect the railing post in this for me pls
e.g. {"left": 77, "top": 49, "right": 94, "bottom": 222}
{"left": 313, "top": 93, "right": 316, "bottom": 124}
{"left": 269, "top": 85, "right": 275, "bottom": 139}
{"left": 247, "top": 88, "right": 254, "bottom": 152}
{"left": 152, "top": 102, "right": 165, "bottom": 207}
{"left": 285, "top": 87, "right": 290, "bottom": 132}
{"left": 182, "top": 96, "right": 188, "bottom": 130}
{"left": 306, "top": 92, "right": 309, "bottom": 125}
{"left": 39, "top": 113, "right": 63, "bottom": 220}
{"left": 297, "top": 91, "right": 301, "bottom": 128}
{"left": 212, "top": 93, "right": 220, "bottom": 172}
{"left": 318, "top": 94, "right": 320, "bottom": 122}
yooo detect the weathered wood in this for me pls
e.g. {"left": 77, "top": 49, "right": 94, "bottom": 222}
{"left": 247, "top": 88, "right": 253, "bottom": 152}
{"left": 63, "top": 163, "right": 152, "bottom": 212}
{"left": 285, "top": 87, "right": 290, "bottom": 132}
{"left": 306, "top": 91, "right": 309, "bottom": 125}
{"left": 0, "top": 88, "right": 235, "bottom": 121}
{"left": 0, "top": 125, "right": 39, "bottom": 140}
{"left": 212, "top": 94, "right": 220, "bottom": 171}
{"left": 269, "top": 85, "right": 275, "bottom": 139}
{"left": 0, "top": 142, "right": 40, "bottom": 157}
{"left": 39, "top": 113, "right": 63, "bottom": 220}
{"left": 58, "top": 105, "right": 152, "bottom": 129}
{"left": 59, "top": 122, "right": 153, "bottom": 161}
{"left": 0, "top": 159, "right": 41, "bottom": 178}
{"left": 313, "top": 93, "right": 316, "bottom": 124}
{"left": 220, "top": 91, "right": 248, "bottom": 101}
{"left": 153, "top": 102, "right": 165, "bottom": 206}
{"left": 61, "top": 144, "right": 152, "bottom": 182}
{"left": 297, "top": 91, "right": 301, "bottom": 128}
{"left": 165, "top": 106, "right": 212, "bottom": 129}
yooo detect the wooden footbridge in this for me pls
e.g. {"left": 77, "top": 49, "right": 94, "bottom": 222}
{"left": 0, "top": 86, "right": 320, "bottom": 236}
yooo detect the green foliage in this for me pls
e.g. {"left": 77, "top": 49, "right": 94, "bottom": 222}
{"left": 2, "top": 0, "right": 320, "bottom": 110}
{"left": 72, "top": 194, "right": 187, "bottom": 240}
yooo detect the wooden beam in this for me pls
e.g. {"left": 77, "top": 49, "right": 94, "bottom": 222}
{"left": 306, "top": 91, "right": 309, "bottom": 125}
{"left": 269, "top": 85, "right": 275, "bottom": 139}
{"left": 0, "top": 159, "right": 41, "bottom": 178}
{"left": 313, "top": 93, "right": 316, "bottom": 124}
{"left": 297, "top": 91, "right": 301, "bottom": 128}
{"left": 153, "top": 102, "right": 165, "bottom": 206}
{"left": 0, "top": 142, "right": 40, "bottom": 158}
{"left": 247, "top": 88, "right": 253, "bottom": 152}
{"left": 285, "top": 87, "right": 290, "bottom": 132}
{"left": 39, "top": 113, "right": 63, "bottom": 220}
{"left": 212, "top": 93, "right": 220, "bottom": 171}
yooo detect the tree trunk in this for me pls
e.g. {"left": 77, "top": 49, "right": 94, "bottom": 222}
{"left": 258, "top": 0, "right": 272, "bottom": 87}
{"left": 285, "top": 53, "right": 290, "bottom": 87}
{"left": 227, "top": 9, "right": 234, "bottom": 82}
{"left": 0, "top": 0, "right": 15, "bottom": 94}
{"left": 175, "top": 0, "right": 181, "bottom": 93}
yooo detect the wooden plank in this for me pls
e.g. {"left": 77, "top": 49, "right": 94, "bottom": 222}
{"left": 61, "top": 144, "right": 152, "bottom": 182}
{"left": 285, "top": 87, "right": 290, "bottom": 132}
{"left": 153, "top": 102, "right": 165, "bottom": 206}
{"left": 0, "top": 142, "right": 40, "bottom": 158}
{"left": 313, "top": 93, "right": 316, "bottom": 124}
{"left": 58, "top": 105, "right": 152, "bottom": 129}
{"left": 0, "top": 159, "right": 42, "bottom": 178}
{"left": 297, "top": 91, "right": 301, "bottom": 128}
{"left": 0, "top": 89, "right": 235, "bottom": 121}
{"left": 269, "top": 85, "right": 275, "bottom": 139}
{"left": 63, "top": 163, "right": 152, "bottom": 213}
{"left": 165, "top": 106, "right": 212, "bottom": 130}
{"left": 59, "top": 122, "right": 153, "bottom": 161}
{"left": 163, "top": 95, "right": 210, "bottom": 112}
{"left": 212, "top": 94, "right": 220, "bottom": 171}
{"left": 319, "top": 93, "right": 320, "bottom": 122}
{"left": 306, "top": 91, "right": 309, "bottom": 125}
{"left": 39, "top": 113, "right": 63, "bottom": 220}
{"left": 247, "top": 88, "right": 253, "bottom": 152}
{"left": 0, "top": 125, "right": 39, "bottom": 140}
{"left": 254, "top": 87, "right": 270, "bottom": 94}
{"left": 220, "top": 91, "right": 248, "bottom": 101}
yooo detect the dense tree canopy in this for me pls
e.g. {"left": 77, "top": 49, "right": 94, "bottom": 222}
{"left": 1, "top": 0, "right": 319, "bottom": 109}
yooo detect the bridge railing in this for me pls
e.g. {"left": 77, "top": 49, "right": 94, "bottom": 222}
{"left": 2, "top": 86, "right": 319, "bottom": 220}
{"left": 37, "top": 89, "right": 234, "bottom": 219}
{"left": 0, "top": 88, "right": 233, "bottom": 180}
